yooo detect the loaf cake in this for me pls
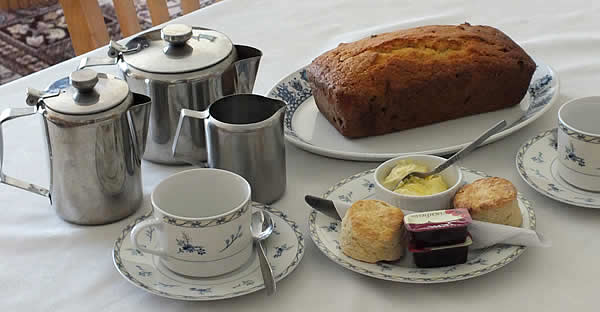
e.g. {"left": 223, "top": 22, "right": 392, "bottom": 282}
{"left": 306, "top": 23, "right": 536, "bottom": 138}
{"left": 340, "top": 199, "right": 407, "bottom": 263}
{"left": 453, "top": 177, "right": 523, "bottom": 227}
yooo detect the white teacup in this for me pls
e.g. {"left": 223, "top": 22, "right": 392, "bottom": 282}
{"left": 131, "top": 168, "right": 253, "bottom": 277}
{"left": 557, "top": 96, "right": 600, "bottom": 191}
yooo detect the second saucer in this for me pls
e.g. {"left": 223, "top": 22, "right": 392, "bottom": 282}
{"left": 516, "top": 129, "right": 600, "bottom": 208}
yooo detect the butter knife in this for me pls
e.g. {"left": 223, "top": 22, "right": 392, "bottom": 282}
{"left": 304, "top": 195, "right": 350, "bottom": 220}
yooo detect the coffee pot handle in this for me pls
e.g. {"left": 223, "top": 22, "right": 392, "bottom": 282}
{"left": 0, "top": 108, "right": 50, "bottom": 198}
{"left": 130, "top": 217, "right": 167, "bottom": 257}
{"left": 172, "top": 108, "right": 209, "bottom": 166}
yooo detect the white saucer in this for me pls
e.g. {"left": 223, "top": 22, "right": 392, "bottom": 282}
{"left": 113, "top": 203, "right": 304, "bottom": 300}
{"left": 517, "top": 129, "right": 600, "bottom": 208}
{"left": 309, "top": 167, "right": 536, "bottom": 283}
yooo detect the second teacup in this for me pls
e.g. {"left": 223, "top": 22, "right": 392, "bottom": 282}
{"left": 130, "top": 168, "right": 253, "bottom": 277}
{"left": 557, "top": 96, "right": 600, "bottom": 191}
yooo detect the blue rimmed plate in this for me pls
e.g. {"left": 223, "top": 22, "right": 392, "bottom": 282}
{"left": 309, "top": 167, "right": 536, "bottom": 283}
{"left": 516, "top": 129, "right": 600, "bottom": 208}
{"left": 113, "top": 203, "right": 304, "bottom": 301}
{"left": 269, "top": 61, "right": 559, "bottom": 161}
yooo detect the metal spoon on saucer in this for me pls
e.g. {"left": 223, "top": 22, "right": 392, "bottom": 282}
{"left": 251, "top": 211, "right": 276, "bottom": 295}
{"left": 392, "top": 120, "right": 507, "bottom": 190}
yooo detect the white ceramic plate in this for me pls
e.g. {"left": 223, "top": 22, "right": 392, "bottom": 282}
{"left": 113, "top": 203, "right": 304, "bottom": 301}
{"left": 269, "top": 62, "right": 559, "bottom": 161}
{"left": 309, "top": 168, "right": 536, "bottom": 283}
{"left": 516, "top": 129, "right": 600, "bottom": 208}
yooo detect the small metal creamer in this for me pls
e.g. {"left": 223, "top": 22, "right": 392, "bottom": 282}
{"left": 0, "top": 69, "right": 151, "bottom": 225}
{"left": 173, "top": 94, "right": 287, "bottom": 204}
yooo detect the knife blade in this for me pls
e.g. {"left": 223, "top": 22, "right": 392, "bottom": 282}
{"left": 304, "top": 195, "right": 349, "bottom": 220}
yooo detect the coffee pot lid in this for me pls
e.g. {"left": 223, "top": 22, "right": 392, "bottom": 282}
{"left": 38, "top": 69, "right": 129, "bottom": 115}
{"left": 120, "top": 24, "right": 234, "bottom": 74}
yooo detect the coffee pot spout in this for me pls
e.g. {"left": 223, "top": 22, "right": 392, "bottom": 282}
{"left": 223, "top": 45, "right": 263, "bottom": 94}
{"left": 126, "top": 93, "right": 151, "bottom": 160}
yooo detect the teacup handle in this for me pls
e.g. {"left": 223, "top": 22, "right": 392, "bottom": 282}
{"left": 130, "top": 218, "right": 167, "bottom": 257}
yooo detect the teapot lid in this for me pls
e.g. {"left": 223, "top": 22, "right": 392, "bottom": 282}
{"left": 119, "top": 24, "right": 234, "bottom": 74}
{"left": 38, "top": 69, "right": 129, "bottom": 115}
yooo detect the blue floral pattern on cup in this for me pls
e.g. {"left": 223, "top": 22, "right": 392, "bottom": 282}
{"left": 176, "top": 232, "right": 206, "bottom": 255}
{"left": 564, "top": 142, "right": 586, "bottom": 167}
{"left": 219, "top": 225, "right": 243, "bottom": 253}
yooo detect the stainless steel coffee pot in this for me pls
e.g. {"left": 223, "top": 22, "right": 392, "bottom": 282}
{"left": 0, "top": 69, "right": 151, "bottom": 225}
{"left": 79, "top": 24, "right": 262, "bottom": 165}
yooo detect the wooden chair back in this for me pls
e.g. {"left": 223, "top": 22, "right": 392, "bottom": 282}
{"left": 0, "top": 0, "right": 203, "bottom": 55}
{"left": 65, "top": 0, "right": 203, "bottom": 55}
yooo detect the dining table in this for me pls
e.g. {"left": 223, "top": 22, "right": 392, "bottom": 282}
{"left": 1, "top": 0, "right": 599, "bottom": 310}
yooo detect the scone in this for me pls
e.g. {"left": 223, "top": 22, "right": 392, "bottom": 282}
{"left": 453, "top": 177, "right": 522, "bottom": 227}
{"left": 340, "top": 200, "right": 407, "bottom": 263}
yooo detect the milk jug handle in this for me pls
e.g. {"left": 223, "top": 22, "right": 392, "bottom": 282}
{"left": 171, "top": 108, "right": 209, "bottom": 166}
{"left": 0, "top": 108, "right": 50, "bottom": 198}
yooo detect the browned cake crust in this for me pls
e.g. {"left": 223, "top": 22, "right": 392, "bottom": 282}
{"left": 306, "top": 23, "right": 536, "bottom": 138}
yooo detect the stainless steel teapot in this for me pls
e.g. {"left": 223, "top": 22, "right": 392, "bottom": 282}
{"left": 0, "top": 69, "right": 151, "bottom": 225}
{"left": 80, "top": 24, "right": 262, "bottom": 165}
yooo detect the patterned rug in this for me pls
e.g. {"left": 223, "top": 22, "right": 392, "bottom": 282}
{"left": 0, "top": 0, "right": 219, "bottom": 85}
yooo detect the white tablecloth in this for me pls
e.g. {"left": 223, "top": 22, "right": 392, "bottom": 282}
{"left": 1, "top": 0, "right": 599, "bottom": 310}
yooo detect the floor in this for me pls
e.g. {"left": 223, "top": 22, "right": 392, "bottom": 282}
{"left": 0, "top": 0, "right": 219, "bottom": 85}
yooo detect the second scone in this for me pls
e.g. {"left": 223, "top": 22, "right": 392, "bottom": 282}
{"left": 453, "top": 177, "right": 522, "bottom": 227}
{"left": 340, "top": 200, "right": 406, "bottom": 263}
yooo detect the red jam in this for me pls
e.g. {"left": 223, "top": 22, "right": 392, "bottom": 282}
{"left": 404, "top": 209, "right": 472, "bottom": 248}
{"left": 409, "top": 235, "right": 472, "bottom": 268}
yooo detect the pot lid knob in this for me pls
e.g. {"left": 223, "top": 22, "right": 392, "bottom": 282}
{"left": 70, "top": 69, "right": 98, "bottom": 92}
{"left": 161, "top": 24, "right": 193, "bottom": 45}
{"left": 39, "top": 70, "right": 129, "bottom": 115}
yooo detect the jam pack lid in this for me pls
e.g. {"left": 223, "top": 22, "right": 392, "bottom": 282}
{"left": 404, "top": 208, "right": 472, "bottom": 233}
{"left": 409, "top": 235, "right": 473, "bottom": 253}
